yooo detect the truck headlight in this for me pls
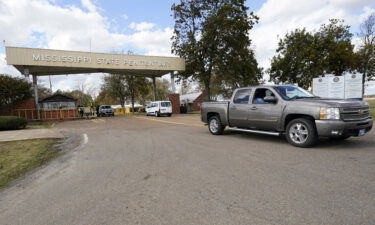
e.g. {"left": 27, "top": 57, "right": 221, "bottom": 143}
{"left": 320, "top": 107, "right": 340, "bottom": 120}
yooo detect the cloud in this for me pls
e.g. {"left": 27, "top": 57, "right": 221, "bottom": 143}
{"left": 250, "top": 0, "right": 375, "bottom": 70}
{"left": 129, "top": 22, "right": 156, "bottom": 31}
{"left": 0, "top": 0, "right": 174, "bottom": 93}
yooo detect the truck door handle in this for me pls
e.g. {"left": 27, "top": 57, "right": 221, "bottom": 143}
{"left": 250, "top": 106, "right": 257, "bottom": 110}
{"left": 230, "top": 106, "right": 237, "bottom": 110}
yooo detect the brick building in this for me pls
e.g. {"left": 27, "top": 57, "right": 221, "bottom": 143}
{"left": 180, "top": 91, "right": 205, "bottom": 112}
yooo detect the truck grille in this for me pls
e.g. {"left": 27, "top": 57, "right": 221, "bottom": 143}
{"left": 341, "top": 107, "right": 370, "bottom": 121}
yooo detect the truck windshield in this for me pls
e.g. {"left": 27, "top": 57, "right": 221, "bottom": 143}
{"left": 273, "top": 86, "right": 315, "bottom": 100}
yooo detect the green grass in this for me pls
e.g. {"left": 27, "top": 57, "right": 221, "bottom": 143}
{"left": 26, "top": 121, "right": 53, "bottom": 129}
{"left": 365, "top": 98, "right": 375, "bottom": 118}
{"left": 0, "top": 138, "right": 61, "bottom": 188}
{"left": 187, "top": 111, "right": 201, "bottom": 115}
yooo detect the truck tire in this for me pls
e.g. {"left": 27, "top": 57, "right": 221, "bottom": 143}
{"left": 208, "top": 116, "right": 225, "bottom": 135}
{"left": 286, "top": 118, "right": 318, "bottom": 147}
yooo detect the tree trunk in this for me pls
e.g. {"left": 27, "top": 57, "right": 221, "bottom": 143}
{"left": 204, "top": 80, "right": 211, "bottom": 101}
{"left": 131, "top": 93, "right": 135, "bottom": 114}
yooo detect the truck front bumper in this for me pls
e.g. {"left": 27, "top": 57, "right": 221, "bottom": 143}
{"left": 315, "top": 117, "right": 373, "bottom": 137}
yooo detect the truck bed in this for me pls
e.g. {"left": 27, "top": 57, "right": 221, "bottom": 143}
{"left": 201, "top": 101, "right": 230, "bottom": 126}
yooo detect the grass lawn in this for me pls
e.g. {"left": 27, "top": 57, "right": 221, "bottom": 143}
{"left": 365, "top": 99, "right": 375, "bottom": 118}
{"left": 0, "top": 138, "right": 61, "bottom": 188}
{"left": 26, "top": 121, "right": 54, "bottom": 129}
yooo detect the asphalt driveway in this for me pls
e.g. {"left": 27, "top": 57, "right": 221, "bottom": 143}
{"left": 0, "top": 115, "right": 374, "bottom": 225}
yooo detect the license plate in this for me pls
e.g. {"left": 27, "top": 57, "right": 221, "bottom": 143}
{"left": 358, "top": 129, "right": 366, "bottom": 136}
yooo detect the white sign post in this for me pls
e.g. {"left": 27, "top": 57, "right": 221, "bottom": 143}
{"left": 313, "top": 77, "right": 328, "bottom": 98}
{"left": 327, "top": 76, "right": 345, "bottom": 99}
{"left": 313, "top": 74, "right": 363, "bottom": 99}
{"left": 344, "top": 73, "right": 363, "bottom": 99}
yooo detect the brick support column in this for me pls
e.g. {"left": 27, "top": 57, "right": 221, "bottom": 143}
{"left": 168, "top": 93, "right": 180, "bottom": 114}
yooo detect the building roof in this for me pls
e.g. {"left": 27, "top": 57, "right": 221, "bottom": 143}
{"left": 180, "top": 92, "right": 202, "bottom": 103}
{"left": 39, "top": 93, "right": 77, "bottom": 103}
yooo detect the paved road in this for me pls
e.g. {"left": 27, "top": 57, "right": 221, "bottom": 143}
{"left": 0, "top": 115, "right": 374, "bottom": 225}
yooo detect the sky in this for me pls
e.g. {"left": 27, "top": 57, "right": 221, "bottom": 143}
{"left": 0, "top": 0, "right": 374, "bottom": 95}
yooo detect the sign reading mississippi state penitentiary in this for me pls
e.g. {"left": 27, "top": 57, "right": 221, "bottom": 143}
{"left": 5, "top": 46, "right": 185, "bottom": 76}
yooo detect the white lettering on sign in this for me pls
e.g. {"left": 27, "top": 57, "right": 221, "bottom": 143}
{"left": 32, "top": 54, "right": 92, "bottom": 63}
{"left": 32, "top": 54, "right": 171, "bottom": 67}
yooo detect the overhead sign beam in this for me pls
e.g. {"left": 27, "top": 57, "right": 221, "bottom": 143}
{"left": 5, "top": 46, "right": 185, "bottom": 77}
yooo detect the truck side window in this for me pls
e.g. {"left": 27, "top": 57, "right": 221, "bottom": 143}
{"left": 233, "top": 89, "right": 251, "bottom": 104}
{"left": 253, "top": 89, "right": 275, "bottom": 104}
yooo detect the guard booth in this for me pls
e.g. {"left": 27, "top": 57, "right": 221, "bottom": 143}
{"left": 5, "top": 47, "right": 185, "bottom": 120}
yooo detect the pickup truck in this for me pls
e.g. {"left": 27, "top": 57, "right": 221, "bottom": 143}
{"left": 201, "top": 85, "right": 373, "bottom": 147}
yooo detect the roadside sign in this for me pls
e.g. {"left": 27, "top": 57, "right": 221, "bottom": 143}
{"left": 328, "top": 76, "right": 344, "bottom": 98}
{"left": 313, "top": 77, "right": 328, "bottom": 97}
{"left": 313, "top": 74, "right": 363, "bottom": 99}
{"left": 344, "top": 73, "right": 363, "bottom": 99}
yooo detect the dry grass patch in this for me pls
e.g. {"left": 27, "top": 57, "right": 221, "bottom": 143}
{"left": 0, "top": 138, "right": 61, "bottom": 188}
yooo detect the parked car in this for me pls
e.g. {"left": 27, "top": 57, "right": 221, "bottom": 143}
{"left": 201, "top": 85, "right": 373, "bottom": 147}
{"left": 98, "top": 105, "right": 114, "bottom": 117}
{"left": 146, "top": 101, "right": 172, "bottom": 117}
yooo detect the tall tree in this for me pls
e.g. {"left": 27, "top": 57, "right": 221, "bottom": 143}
{"left": 357, "top": 13, "right": 375, "bottom": 94}
{"left": 94, "top": 88, "right": 118, "bottom": 106}
{"left": 145, "top": 78, "right": 171, "bottom": 101}
{"left": 269, "top": 29, "right": 319, "bottom": 89}
{"left": 65, "top": 90, "right": 93, "bottom": 107}
{"left": 123, "top": 75, "right": 150, "bottom": 113}
{"left": 0, "top": 74, "right": 32, "bottom": 106}
{"left": 316, "top": 19, "right": 356, "bottom": 75}
{"left": 269, "top": 19, "right": 356, "bottom": 89}
{"left": 172, "top": 0, "right": 260, "bottom": 101}
{"left": 102, "top": 74, "right": 128, "bottom": 107}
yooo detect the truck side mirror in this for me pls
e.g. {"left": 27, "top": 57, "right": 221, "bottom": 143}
{"left": 264, "top": 96, "right": 277, "bottom": 103}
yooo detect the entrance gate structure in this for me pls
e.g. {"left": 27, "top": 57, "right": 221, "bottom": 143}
{"left": 5, "top": 47, "right": 185, "bottom": 119}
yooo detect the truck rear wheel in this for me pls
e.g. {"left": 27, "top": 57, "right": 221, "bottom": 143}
{"left": 208, "top": 116, "right": 225, "bottom": 135}
{"left": 286, "top": 118, "right": 318, "bottom": 147}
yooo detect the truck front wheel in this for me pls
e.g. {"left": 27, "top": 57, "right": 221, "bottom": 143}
{"left": 286, "top": 118, "right": 318, "bottom": 147}
{"left": 208, "top": 116, "right": 225, "bottom": 135}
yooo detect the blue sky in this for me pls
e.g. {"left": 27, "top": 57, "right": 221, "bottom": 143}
{"left": 0, "top": 0, "right": 374, "bottom": 94}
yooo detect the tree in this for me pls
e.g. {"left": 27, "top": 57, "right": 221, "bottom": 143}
{"left": 145, "top": 78, "right": 171, "bottom": 101}
{"left": 172, "top": 0, "right": 260, "bottom": 101}
{"left": 316, "top": 19, "right": 356, "bottom": 75}
{"left": 95, "top": 88, "right": 118, "bottom": 106}
{"left": 179, "top": 79, "right": 194, "bottom": 95}
{"left": 102, "top": 74, "right": 128, "bottom": 107}
{"left": 269, "top": 19, "right": 356, "bottom": 89}
{"left": 122, "top": 75, "right": 150, "bottom": 113}
{"left": 99, "top": 74, "right": 152, "bottom": 111}
{"left": 66, "top": 90, "right": 93, "bottom": 107}
{"left": 0, "top": 74, "right": 32, "bottom": 106}
{"left": 357, "top": 13, "right": 375, "bottom": 94}
{"left": 269, "top": 29, "right": 319, "bottom": 89}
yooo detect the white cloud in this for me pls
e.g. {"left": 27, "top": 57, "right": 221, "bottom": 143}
{"left": 251, "top": 0, "right": 375, "bottom": 71}
{"left": 0, "top": 53, "right": 21, "bottom": 76}
{"left": 129, "top": 22, "right": 156, "bottom": 31}
{"left": 0, "top": 0, "right": 174, "bottom": 93}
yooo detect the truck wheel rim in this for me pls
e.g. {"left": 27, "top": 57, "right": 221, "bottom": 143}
{"left": 210, "top": 119, "right": 219, "bottom": 133}
{"left": 289, "top": 123, "right": 308, "bottom": 144}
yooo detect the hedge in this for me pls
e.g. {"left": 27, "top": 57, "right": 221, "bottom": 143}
{"left": 0, "top": 116, "right": 27, "bottom": 130}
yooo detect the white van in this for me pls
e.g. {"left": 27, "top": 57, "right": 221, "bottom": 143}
{"left": 146, "top": 101, "right": 172, "bottom": 117}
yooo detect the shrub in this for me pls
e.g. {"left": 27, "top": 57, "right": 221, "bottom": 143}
{"left": 0, "top": 116, "right": 27, "bottom": 130}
